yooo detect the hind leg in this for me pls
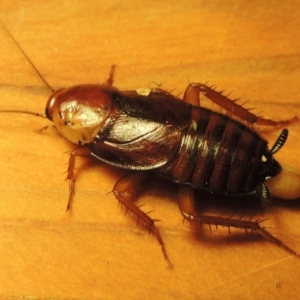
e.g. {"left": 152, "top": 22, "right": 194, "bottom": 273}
{"left": 183, "top": 83, "right": 298, "bottom": 126}
{"left": 177, "top": 185, "right": 299, "bottom": 258}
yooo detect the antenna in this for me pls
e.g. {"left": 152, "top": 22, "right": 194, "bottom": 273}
{"left": 0, "top": 110, "right": 46, "bottom": 118}
{"left": 0, "top": 19, "right": 54, "bottom": 92}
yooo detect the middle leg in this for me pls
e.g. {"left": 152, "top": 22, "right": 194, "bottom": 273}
{"left": 113, "top": 171, "right": 173, "bottom": 267}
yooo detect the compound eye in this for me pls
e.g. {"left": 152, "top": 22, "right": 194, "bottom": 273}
{"left": 45, "top": 88, "right": 65, "bottom": 121}
{"left": 45, "top": 97, "right": 55, "bottom": 121}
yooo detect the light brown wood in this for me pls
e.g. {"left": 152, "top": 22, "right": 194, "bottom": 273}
{"left": 0, "top": 1, "right": 300, "bottom": 299}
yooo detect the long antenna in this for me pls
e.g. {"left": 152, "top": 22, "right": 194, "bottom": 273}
{"left": 0, "top": 19, "right": 54, "bottom": 92}
{"left": 0, "top": 110, "right": 46, "bottom": 118}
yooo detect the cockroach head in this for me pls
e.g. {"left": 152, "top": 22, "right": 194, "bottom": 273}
{"left": 45, "top": 84, "right": 115, "bottom": 145}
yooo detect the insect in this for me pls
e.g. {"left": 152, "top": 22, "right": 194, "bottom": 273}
{"left": 1, "top": 20, "right": 300, "bottom": 267}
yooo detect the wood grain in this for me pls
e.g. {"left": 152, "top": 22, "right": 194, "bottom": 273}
{"left": 0, "top": 1, "right": 300, "bottom": 299}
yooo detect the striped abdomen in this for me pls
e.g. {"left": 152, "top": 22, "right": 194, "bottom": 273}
{"left": 156, "top": 106, "right": 268, "bottom": 196}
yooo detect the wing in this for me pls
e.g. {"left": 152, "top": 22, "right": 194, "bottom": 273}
{"left": 89, "top": 89, "right": 192, "bottom": 170}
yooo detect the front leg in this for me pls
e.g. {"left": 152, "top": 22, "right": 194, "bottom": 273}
{"left": 183, "top": 83, "right": 298, "bottom": 126}
{"left": 65, "top": 147, "right": 91, "bottom": 211}
{"left": 66, "top": 150, "right": 76, "bottom": 212}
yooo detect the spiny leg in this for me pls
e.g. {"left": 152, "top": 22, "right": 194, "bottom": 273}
{"left": 183, "top": 83, "right": 298, "bottom": 126}
{"left": 66, "top": 146, "right": 91, "bottom": 211}
{"left": 177, "top": 185, "right": 300, "bottom": 258}
{"left": 66, "top": 150, "right": 76, "bottom": 211}
{"left": 113, "top": 171, "right": 172, "bottom": 267}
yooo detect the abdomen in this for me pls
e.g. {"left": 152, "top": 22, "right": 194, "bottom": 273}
{"left": 155, "top": 106, "right": 267, "bottom": 196}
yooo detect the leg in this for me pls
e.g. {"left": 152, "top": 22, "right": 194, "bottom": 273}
{"left": 183, "top": 83, "right": 298, "bottom": 126}
{"left": 66, "top": 150, "right": 76, "bottom": 212}
{"left": 105, "top": 65, "right": 116, "bottom": 86}
{"left": 177, "top": 185, "right": 300, "bottom": 257}
{"left": 66, "top": 146, "right": 91, "bottom": 211}
{"left": 113, "top": 171, "right": 172, "bottom": 267}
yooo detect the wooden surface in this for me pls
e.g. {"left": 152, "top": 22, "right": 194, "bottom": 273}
{"left": 0, "top": 1, "right": 300, "bottom": 299}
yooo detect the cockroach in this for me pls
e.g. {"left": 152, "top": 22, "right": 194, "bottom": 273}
{"left": 1, "top": 20, "right": 300, "bottom": 267}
